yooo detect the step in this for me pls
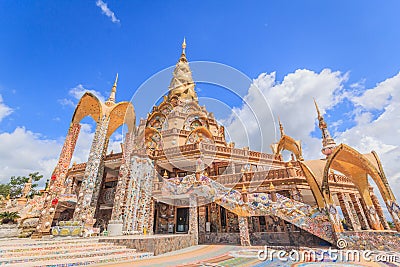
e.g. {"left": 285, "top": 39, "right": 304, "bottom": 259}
{"left": 0, "top": 248, "right": 137, "bottom": 264}
{"left": 0, "top": 238, "right": 100, "bottom": 248}
{"left": 0, "top": 242, "right": 121, "bottom": 252}
{"left": 1, "top": 244, "right": 129, "bottom": 258}
{"left": 6, "top": 251, "right": 154, "bottom": 267}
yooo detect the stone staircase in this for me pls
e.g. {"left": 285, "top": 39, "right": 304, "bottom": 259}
{"left": 0, "top": 237, "right": 153, "bottom": 266}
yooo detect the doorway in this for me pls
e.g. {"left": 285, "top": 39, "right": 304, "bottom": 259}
{"left": 176, "top": 208, "right": 189, "bottom": 233}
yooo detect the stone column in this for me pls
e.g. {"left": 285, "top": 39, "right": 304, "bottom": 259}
{"left": 231, "top": 161, "right": 236, "bottom": 174}
{"left": 90, "top": 140, "right": 108, "bottom": 218}
{"left": 350, "top": 193, "right": 370, "bottom": 230}
{"left": 123, "top": 157, "right": 138, "bottom": 232}
{"left": 198, "top": 205, "right": 207, "bottom": 243}
{"left": 358, "top": 187, "right": 383, "bottom": 230}
{"left": 147, "top": 198, "right": 155, "bottom": 235}
{"left": 337, "top": 193, "right": 360, "bottom": 231}
{"left": 136, "top": 162, "right": 156, "bottom": 234}
{"left": 290, "top": 188, "right": 303, "bottom": 202}
{"left": 370, "top": 193, "right": 390, "bottom": 230}
{"left": 345, "top": 193, "right": 362, "bottom": 231}
{"left": 73, "top": 116, "right": 110, "bottom": 226}
{"left": 35, "top": 122, "right": 81, "bottom": 236}
{"left": 386, "top": 200, "right": 400, "bottom": 231}
{"left": 238, "top": 216, "right": 251, "bottom": 246}
{"left": 110, "top": 132, "right": 134, "bottom": 222}
{"left": 189, "top": 196, "right": 199, "bottom": 245}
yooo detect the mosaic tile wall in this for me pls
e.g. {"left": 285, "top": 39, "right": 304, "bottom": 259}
{"left": 36, "top": 122, "right": 81, "bottom": 234}
{"left": 73, "top": 116, "right": 110, "bottom": 225}
{"left": 111, "top": 133, "right": 135, "bottom": 222}
{"left": 123, "top": 156, "right": 154, "bottom": 233}
{"left": 339, "top": 231, "right": 400, "bottom": 251}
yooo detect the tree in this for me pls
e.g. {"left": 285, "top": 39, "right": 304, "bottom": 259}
{"left": 0, "top": 184, "right": 11, "bottom": 197}
{"left": 9, "top": 172, "right": 44, "bottom": 198}
{"left": 0, "top": 211, "right": 20, "bottom": 224}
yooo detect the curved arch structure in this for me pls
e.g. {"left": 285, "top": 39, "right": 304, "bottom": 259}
{"left": 297, "top": 161, "right": 326, "bottom": 209}
{"left": 185, "top": 126, "right": 214, "bottom": 145}
{"left": 72, "top": 92, "right": 102, "bottom": 124}
{"left": 107, "top": 102, "right": 136, "bottom": 137}
{"left": 322, "top": 144, "right": 398, "bottom": 230}
{"left": 272, "top": 135, "right": 304, "bottom": 161}
{"left": 36, "top": 80, "right": 137, "bottom": 236}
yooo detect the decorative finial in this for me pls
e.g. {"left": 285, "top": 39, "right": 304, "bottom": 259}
{"left": 313, "top": 98, "right": 336, "bottom": 157}
{"left": 313, "top": 98, "right": 321, "bottom": 119}
{"left": 113, "top": 73, "right": 119, "bottom": 89}
{"left": 269, "top": 182, "right": 275, "bottom": 190}
{"left": 182, "top": 37, "right": 186, "bottom": 54}
{"left": 242, "top": 184, "right": 247, "bottom": 192}
{"left": 278, "top": 116, "right": 285, "bottom": 137}
{"left": 163, "top": 170, "right": 168, "bottom": 178}
{"left": 106, "top": 73, "right": 118, "bottom": 105}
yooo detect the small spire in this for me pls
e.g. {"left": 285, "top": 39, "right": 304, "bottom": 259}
{"left": 278, "top": 116, "right": 285, "bottom": 137}
{"left": 182, "top": 37, "right": 186, "bottom": 54}
{"left": 106, "top": 73, "right": 118, "bottom": 104}
{"left": 313, "top": 98, "right": 321, "bottom": 119}
{"left": 313, "top": 98, "right": 336, "bottom": 157}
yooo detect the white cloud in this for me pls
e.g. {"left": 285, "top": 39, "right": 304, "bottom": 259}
{"left": 338, "top": 72, "right": 400, "bottom": 196}
{"left": 0, "top": 123, "right": 122, "bottom": 186}
{"left": 59, "top": 84, "right": 105, "bottom": 108}
{"left": 0, "top": 94, "right": 13, "bottom": 122}
{"left": 96, "top": 0, "right": 120, "bottom": 24}
{"left": 0, "top": 127, "right": 61, "bottom": 185}
{"left": 222, "top": 69, "right": 347, "bottom": 159}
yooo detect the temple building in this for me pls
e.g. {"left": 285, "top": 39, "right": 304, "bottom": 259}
{"left": 32, "top": 40, "right": 400, "bottom": 248}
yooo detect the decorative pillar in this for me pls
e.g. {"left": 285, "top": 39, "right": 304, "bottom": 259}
{"left": 345, "top": 193, "right": 362, "bottom": 231}
{"left": 238, "top": 216, "right": 251, "bottom": 246}
{"left": 189, "top": 196, "right": 199, "bottom": 245}
{"left": 136, "top": 160, "right": 156, "bottom": 233}
{"left": 322, "top": 190, "right": 343, "bottom": 233}
{"left": 147, "top": 198, "right": 155, "bottom": 235}
{"left": 337, "top": 193, "right": 360, "bottom": 231}
{"left": 370, "top": 193, "right": 390, "bottom": 230}
{"left": 349, "top": 193, "right": 369, "bottom": 230}
{"left": 123, "top": 157, "right": 138, "bottom": 232}
{"left": 386, "top": 200, "right": 400, "bottom": 231}
{"left": 111, "top": 132, "right": 134, "bottom": 222}
{"left": 35, "top": 122, "right": 81, "bottom": 236}
{"left": 73, "top": 116, "right": 110, "bottom": 226}
{"left": 198, "top": 206, "right": 207, "bottom": 243}
{"left": 90, "top": 140, "right": 108, "bottom": 218}
{"left": 358, "top": 187, "right": 383, "bottom": 230}
{"left": 231, "top": 161, "right": 236, "bottom": 174}
{"left": 290, "top": 187, "right": 303, "bottom": 202}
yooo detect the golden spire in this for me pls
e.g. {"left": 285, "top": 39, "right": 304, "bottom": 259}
{"left": 278, "top": 116, "right": 285, "bottom": 137}
{"left": 106, "top": 73, "right": 118, "bottom": 105}
{"left": 182, "top": 37, "right": 186, "bottom": 55}
{"left": 168, "top": 39, "right": 197, "bottom": 101}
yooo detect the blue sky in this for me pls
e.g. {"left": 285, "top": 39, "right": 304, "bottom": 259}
{"left": 1, "top": 1, "right": 400, "bottom": 137}
{"left": 0, "top": 0, "right": 400, "bottom": 202}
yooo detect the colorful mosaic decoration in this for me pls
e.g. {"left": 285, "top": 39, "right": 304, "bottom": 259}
{"left": 123, "top": 156, "right": 154, "bottom": 233}
{"left": 73, "top": 116, "right": 110, "bottom": 225}
{"left": 36, "top": 122, "right": 81, "bottom": 234}
{"left": 161, "top": 174, "right": 335, "bottom": 244}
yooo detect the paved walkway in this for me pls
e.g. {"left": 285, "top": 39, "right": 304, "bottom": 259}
{"left": 100, "top": 245, "right": 400, "bottom": 267}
